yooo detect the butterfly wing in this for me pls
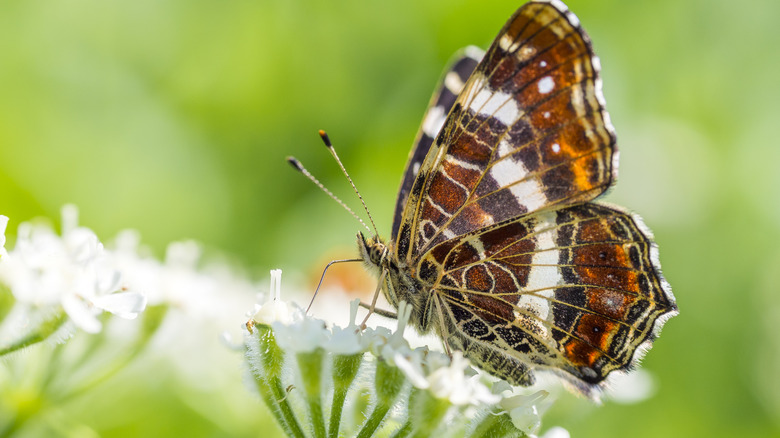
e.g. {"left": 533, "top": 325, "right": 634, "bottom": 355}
{"left": 395, "top": 1, "right": 617, "bottom": 261}
{"left": 392, "top": 47, "right": 485, "bottom": 239}
{"left": 421, "top": 203, "right": 677, "bottom": 393}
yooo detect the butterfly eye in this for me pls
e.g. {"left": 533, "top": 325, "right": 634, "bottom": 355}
{"left": 370, "top": 243, "right": 386, "bottom": 264}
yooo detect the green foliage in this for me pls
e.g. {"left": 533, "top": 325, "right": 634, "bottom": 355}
{"left": 1, "top": 0, "right": 780, "bottom": 436}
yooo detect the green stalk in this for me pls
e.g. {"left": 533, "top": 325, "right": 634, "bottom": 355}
{"left": 253, "top": 372, "right": 292, "bottom": 436}
{"left": 328, "top": 353, "right": 363, "bottom": 438}
{"left": 252, "top": 324, "right": 305, "bottom": 438}
{"left": 0, "top": 310, "right": 68, "bottom": 357}
{"left": 356, "top": 360, "right": 405, "bottom": 438}
{"left": 408, "top": 388, "right": 451, "bottom": 438}
{"left": 297, "top": 349, "right": 326, "bottom": 438}
{"left": 268, "top": 376, "right": 306, "bottom": 438}
{"left": 389, "top": 420, "right": 413, "bottom": 438}
{"left": 469, "top": 410, "right": 525, "bottom": 438}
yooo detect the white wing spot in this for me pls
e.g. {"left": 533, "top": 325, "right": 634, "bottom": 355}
{"left": 489, "top": 160, "right": 546, "bottom": 211}
{"left": 490, "top": 157, "right": 529, "bottom": 187}
{"left": 499, "top": 33, "right": 515, "bottom": 51}
{"left": 539, "top": 60, "right": 547, "bottom": 68}
{"left": 538, "top": 76, "right": 555, "bottom": 94}
{"left": 444, "top": 71, "right": 465, "bottom": 94}
{"left": 550, "top": 0, "right": 570, "bottom": 14}
{"left": 445, "top": 154, "right": 482, "bottom": 171}
{"left": 543, "top": 111, "right": 550, "bottom": 119}
{"left": 518, "top": 46, "right": 537, "bottom": 62}
{"left": 413, "top": 162, "right": 421, "bottom": 176}
{"left": 497, "top": 139, "right": 513, "bottom": 158}
{"left": 470, "top": 89, "right": 520, "bottom": 126}
{"left": 510, "top": 179, "right": 547, "bottom": 211}
{"left": 422, "top": 105, "right": 447, "bottom": 138}
{"left": 566, "top": 11, "right": 581, "bottom": 28}
{"left": 552, "top": 143, "right": 561, "bottom": 153}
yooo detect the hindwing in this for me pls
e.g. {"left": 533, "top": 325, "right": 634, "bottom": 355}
{"left": 421, "top": 203, "right": 676, "bottom": 391}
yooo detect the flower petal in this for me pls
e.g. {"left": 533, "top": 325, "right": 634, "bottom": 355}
{"left": 541, "top": 426, "right": 571, "bottom": 438}
{"left": 91, "top": 291, "right": 148, "bottom": 319}
{"left": 62, "top": 294, "right": 102, "bottom": 333}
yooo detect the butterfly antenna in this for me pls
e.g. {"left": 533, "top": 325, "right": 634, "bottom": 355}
{"left": 286, "top": 156, "right": 372, "bottom": 233}
{"left": 318, "top": 130, "right": 380, "bottom": 236}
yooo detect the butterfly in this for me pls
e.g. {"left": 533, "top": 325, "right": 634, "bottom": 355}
{"left": 352, "top": 0, "right": 678, "bottom": 397}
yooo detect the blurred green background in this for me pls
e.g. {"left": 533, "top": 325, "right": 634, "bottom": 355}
{"left": 2, "top": 0, "right": 779, "bottom": 436}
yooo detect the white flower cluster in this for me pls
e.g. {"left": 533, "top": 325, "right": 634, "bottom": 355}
{"left": 0, "top": 206, "right": 146, "bottom": 334}
{"left": 0, "top": 206, "right": 271, "bottom": 436}
{"left": 0, "top": 206, "right": 259, "bottom": 348}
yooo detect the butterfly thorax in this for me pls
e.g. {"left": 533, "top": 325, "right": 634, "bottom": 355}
{"left": 357, "top": 232, "right": 435, "bottom": 333}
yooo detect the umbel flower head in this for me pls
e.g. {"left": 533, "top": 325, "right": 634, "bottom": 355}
{"left": 0, "top": 206, "right": 147, "bottom": 343}
{"left": 245, "top": 270, "right": 558, "bottom": 438}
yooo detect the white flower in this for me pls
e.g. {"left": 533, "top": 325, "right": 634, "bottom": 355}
{"left": 273, "top": 313, "right": 330, "bottom": 353}
{"left": 366, "top": 300, "right": 414, "bottom": 359}
{"left": 248, "top": 270, "right": 331, "bottom": 353}
{"left": 364, "top": 301, "right": 499, "bottom": 406}
{"left": 0, "top": 206, "right": 146, "bottom": 333}
{"left": 394, "top": 349, "right": 499, "bottom": 406}
{"left": 251, "top": 269, "right": 293, "bottom": 325}
{"left": 391, "top": 347, "right": 429, "bottom": 388}
{"left": 324, "top": 299, "right": 366, "bottom": 355}
{"left": 498, "top": 390, "right": 548, "bottom": 436}
{"left": 540, "top": 426, "right": 570, "bottom": 438}
{"left": 425, "top": 352, "right": 500, "bottom": 405}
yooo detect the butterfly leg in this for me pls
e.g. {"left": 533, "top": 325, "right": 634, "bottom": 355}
{"left": 432, "top": 295, "right": 453, "bottom": 357}
{"left": 358, "top": 301, "right": 398, "bottom": 319}
{"left": 359, "top": 268, "right": 388, "bottom": 329}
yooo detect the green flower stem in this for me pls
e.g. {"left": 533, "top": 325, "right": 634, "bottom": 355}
{"left": 469, "top": 410, "right": 525, "bottom": 438}
{"left": 0, "top": 310, "right": 68, "bottom": 357}
{"left": 408, "top": 388, "right": 451, "bottom": 438}
{"left": 389, "top": 421, "right": 413, "bottom": 438}
{"left": 356, "top": 359, "right": 405, "bottom": 438}
{"left": 256, "top": 324, "right": 285, "bottom": 377}
{"left": 253, "top": 373, "right": 292, "bottom": 436}
{"left": 253, "top": 324, "right": 305, "bottom": 438}
{"left": 269, "top": 377, "right": 306, "bottom": 438}
{"left": 297, "top": 349, "right": 326, "bottom": 438}
{"left": 328, "top": 353, "right": 363, "bottom": 438}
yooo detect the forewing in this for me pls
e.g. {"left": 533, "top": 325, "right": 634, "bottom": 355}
{"left": 395, "top": 1, "right": 616, "bottom": 261}
{"left": 421, "top": 203, "right": 677, "bottom": 392}
{"left": 392, "top": 47, "right": 484, "bottom": 239}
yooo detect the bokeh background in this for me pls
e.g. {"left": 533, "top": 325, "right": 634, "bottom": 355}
{"left": 2, "top": 0, "right": 779, "bottom": 436}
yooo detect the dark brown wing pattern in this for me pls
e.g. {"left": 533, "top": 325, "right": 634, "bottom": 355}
{"left": 394, "top": 1, "right": 616, "bottom": 263}
{"left": 418, "top": 203, "right": 676, "bottom": 392}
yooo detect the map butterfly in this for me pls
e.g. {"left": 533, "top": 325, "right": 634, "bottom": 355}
{"left": 329, "top": 0, "right": 677, "bottom": 397}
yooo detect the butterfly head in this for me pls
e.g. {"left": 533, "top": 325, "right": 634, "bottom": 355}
{"left": 357, "top": 232, "right": 388, "bottom": 270}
